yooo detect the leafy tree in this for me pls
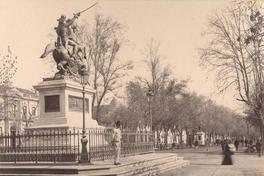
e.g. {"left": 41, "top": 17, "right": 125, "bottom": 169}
{"left": 0, "top": 46, "right": 17, "bottom": 86}
{"left": 78, "top": 14, "right": 133, "bottom": 121}
{"left": 126, "top": 80, "right": 149, "bottom": 130}
{"left": 173, "top": 93, "right": 205, "bottom": 146}
{"left": 126, "top": 40, "right": 188, "bottom": 146}
{"left": 0, "top": 46, "right": 18, "bottom": 134}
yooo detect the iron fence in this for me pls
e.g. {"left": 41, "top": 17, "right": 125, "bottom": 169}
{"left": 0, "top": 128, "right": 153, "bottom": 163}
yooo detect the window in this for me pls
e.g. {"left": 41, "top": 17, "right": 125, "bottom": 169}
{"left": 23, "top": 106, "right": 27, "bottom": 115}
{"left": 45, "top": 95, "right": 60, "bottom": 112}
{"left": 22, "top": 106, "right": 27, "bottom": 121}
{"left": 68, "top": 95, "right": 89, "bottom": 113}
{"left": 198, "top": 136, "right": 201, "bottom": 140}
{"left": 31, "top": 107, "right": 36, "bottom": 116}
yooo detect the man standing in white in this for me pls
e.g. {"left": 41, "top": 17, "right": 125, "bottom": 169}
{"left": 112, "top": 120, "right": 122, "bottom": 165}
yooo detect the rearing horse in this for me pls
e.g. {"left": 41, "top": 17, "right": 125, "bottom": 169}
{"left": 40, "top": 42, "right": 87, "bottom": 78}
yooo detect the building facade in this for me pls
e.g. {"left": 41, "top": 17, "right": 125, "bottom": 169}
{"left": 0, "top": 86, "right": 39, "bottom": 134}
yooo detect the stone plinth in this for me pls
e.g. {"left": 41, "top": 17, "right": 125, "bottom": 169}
{"left": 27, "top": 78, "right": 99, "bottom": 130}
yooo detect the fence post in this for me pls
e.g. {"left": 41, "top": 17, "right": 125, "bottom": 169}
{"left": 73, "top": 128, "right": 76, "bottom": 162}
{"left": 102, "top": 129, "right": 105, "bottom": 161}
{"left": 88, "top": 129, "right": 91, "bottom": 162}
{"left": 54, "top": 130, "right": 56, "bottom": 163}
{"left": 66, "top": 130, "right": 68, "bottom": 158}
{"left": 35, "top": 133, "right": 38, "bottom": 164}
{"left": 77, "top": 130, "right": 80, "bottom": 162}
{"left": 14, "top": 131, "right": 17, "bottom": 164}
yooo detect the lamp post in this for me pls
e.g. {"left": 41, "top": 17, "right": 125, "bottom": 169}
{"left": 146, "top": 89, "right": 154, "bottom": 132}
{"left": 79, "top": 66, "right": 90, "bottom": 163}
{"left": 146, "top": 88, "right": 154, "bottom": 148}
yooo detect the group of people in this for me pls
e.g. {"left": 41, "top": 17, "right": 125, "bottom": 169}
{"left": 220, "top": 138, "right": 262, "bottom": 165}
{"left": 244, "top": 139, "right": 262, "bottom": 157}
{"left": 113, "top": 133, "right": 263, "bottom": 166}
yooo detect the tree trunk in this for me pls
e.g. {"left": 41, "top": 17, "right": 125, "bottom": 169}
{"left": 209, "top": 133, "right": 212, "bottom": 143}
{"left": 164, "top": 129, "right": 168, "bottom": 148}
{"left": 92, "top": 93, "right": 96, "bottom": 120}
{"left": 186, "top": 130, "right": 192, "bottom": 147}
{"left": 191, "top": 130, "right": 195, "bottom": 147}
{"left": 4, "top": 96, "right": 9, "bottom": 134}
{"left": 179, "top": 130, "right": 183, "bottom": 147}
{"left": 261, "top": 119, "right": 264, "bottom": 157}
{"left": 156, "top": 130, "right": 161, "bottom": 148}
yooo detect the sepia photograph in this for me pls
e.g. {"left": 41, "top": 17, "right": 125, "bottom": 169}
{"left": 0, "top": 0, "right": 263, "bottom": 175}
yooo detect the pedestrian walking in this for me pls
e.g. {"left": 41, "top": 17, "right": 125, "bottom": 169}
{"left": 216, "top": 139, "right": 220, "bottom": 146}
{"left": 112, "top": 120, "right": 122, "bottom": 165}
{"left": 220, "top": 140, "right": 225, "bottom": 151}
{"left": 245, "top": 139, "right": 248, "bottom": 147}
{"left": 234, "top": 139, "right": 239, "bottom": 151}
{"left": 256, "top": 140, "right": 261, "bottom": 157}
{"left": 222, "top": 143, "right": 233, "bottom": 165}
{"left": 240, "top": 139, "right": 244, "bottom": 147}
{"left": 249, "top": 139, "right": 253, "bottom": 146}
{"left": 194, "top": 140, "right": 199, "bottom": 149}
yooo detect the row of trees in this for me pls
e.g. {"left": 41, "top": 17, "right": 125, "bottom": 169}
{"left": 99, "top": 41, "right": 251, "bottom": 146}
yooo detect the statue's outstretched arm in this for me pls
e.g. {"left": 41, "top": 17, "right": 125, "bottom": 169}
{"left": 65, "top": 13, "right": 80, "bottom": 27}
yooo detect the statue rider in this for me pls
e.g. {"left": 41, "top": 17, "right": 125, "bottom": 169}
{"left": 55, "top": 13, "right": 80, "bottom": 57}
{"left": 40, "top": 3, "right": 97, "bottom": 79}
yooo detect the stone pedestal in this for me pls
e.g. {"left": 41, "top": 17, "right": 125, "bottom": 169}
{"left": 27, "top": 78, "right": 99, "bottom": 130}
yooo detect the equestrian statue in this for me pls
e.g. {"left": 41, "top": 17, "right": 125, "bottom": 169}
{"left": 40, "top": 3, "right": 97, "bottom": 79}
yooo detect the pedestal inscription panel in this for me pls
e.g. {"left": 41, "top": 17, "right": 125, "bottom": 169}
{"left": 45, "top": 95, "right": 60, "bottom": 112}
{"left": 68, "top": 95, "right": 89, "bottom": 113}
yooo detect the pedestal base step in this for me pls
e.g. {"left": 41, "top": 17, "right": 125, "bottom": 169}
{"left": 0, "top": 153, "right": 189, "bottom": 176}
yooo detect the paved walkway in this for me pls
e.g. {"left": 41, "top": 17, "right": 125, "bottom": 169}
{"left": 2, "top": 146, "right": 263, "bottom": 176}
{"left": 160, "top": 146, "right": 264, "bottom": 176}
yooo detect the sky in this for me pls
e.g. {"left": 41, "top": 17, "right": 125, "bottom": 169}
{"left": 0, "top": 0, "right": 244, "bottom": 112}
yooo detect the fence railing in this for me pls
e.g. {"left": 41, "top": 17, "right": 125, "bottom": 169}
{"left": 0, "top": 128, "right": 153, "bottom": 163}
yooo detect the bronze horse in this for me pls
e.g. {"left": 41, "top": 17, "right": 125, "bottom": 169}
{"left": 40, "top": 42, "right": 87, "bottom": 78}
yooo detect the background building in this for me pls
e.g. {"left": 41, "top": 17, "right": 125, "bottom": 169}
{"left": 0, "top": 86, "right": 39, "bottom": 134}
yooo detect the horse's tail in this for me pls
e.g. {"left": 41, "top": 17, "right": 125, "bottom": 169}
{"left": 40, "top": 43, "right": 56, "bottom": 58}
